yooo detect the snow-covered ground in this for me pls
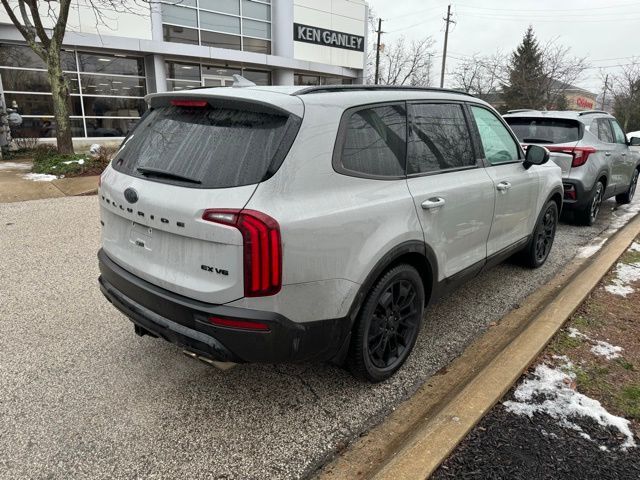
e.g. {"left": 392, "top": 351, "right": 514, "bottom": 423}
{"left": 0, "top": 162, "right": 31, "bottom": 171}
{"left": 21, "top": 173, "right": 57, "bottom": 182}
{"left": 567, "top": 327, "right": 623, "bottom": 360}
{"left": 504, "top": 361, "right": 636, "bottom": 451}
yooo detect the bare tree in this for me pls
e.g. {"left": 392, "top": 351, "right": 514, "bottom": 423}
{"left": 371, "top": 36, "right": 436, "bottom": 87}
{"left": 0, "top": 0, "right": 150, "bottom": 153}
{"left": 609, "top": 60, "right": 640, "bottom": 131}
{"left": 540, "top": 40, "right": 589, "bottom": 108}
{"left": 451, "top": 52, "right": 507, "bottom": 96}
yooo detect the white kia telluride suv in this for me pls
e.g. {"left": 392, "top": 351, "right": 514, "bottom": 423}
{"left": 98, "top": 85, "right": 563, "bottom": 382}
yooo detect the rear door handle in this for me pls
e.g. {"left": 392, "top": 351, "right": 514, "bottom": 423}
{"left": 622, "top": 152, "right": 627, "bottom": 157}
{"left": 421, "top": 197, "right": 445, "bottom": 210}
{"left": 496, "top": 181, "right": 512, "bottom": 191}
{"left": 605, "top": 152, "right": 611, "bottom": 157}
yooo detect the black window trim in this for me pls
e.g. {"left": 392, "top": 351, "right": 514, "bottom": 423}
{"left": 468, "top": 103, "right": 525, "bottom": 167}
{"left": 332, "top": 101, "right": 409, "bottom": 181}
{"left": 405, "top": 99, "right": 481, "bottom": 178}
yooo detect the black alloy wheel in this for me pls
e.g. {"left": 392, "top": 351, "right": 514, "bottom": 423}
{"left": 522, "top": 200, "right": 558, "bottom": 268}
{"left": 347, "top": 264, "right": 424, "bottom": 382}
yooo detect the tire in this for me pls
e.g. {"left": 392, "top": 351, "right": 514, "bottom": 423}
{"left": 576, "top": 181, "right": 604, "bottom": 226}
{"left": 616, "top": 168, "right": 639, "bottom": 205}
{"left": 347, "top": 264, "right": 425, "bottom": 382}
{"left": 522, "top": 200, "right": 558, "bottom": 268}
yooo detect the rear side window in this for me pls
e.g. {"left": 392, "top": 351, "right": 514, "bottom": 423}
{"left": 112, "top": 104, "right": 300, "bottom": 188}
{"left": 407, "top": 103, "right": 475, "bottom": 174}
{"left": 338, "top": 104, "right": 407, "bottom": 177}
{"left": 594, "top": 118, "right": 614, "bottom": 143}
{"left": 505, "top": 117, "right": 581, "bottom": 144}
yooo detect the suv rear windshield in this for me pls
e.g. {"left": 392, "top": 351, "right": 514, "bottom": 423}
{"left": 504, "top": 117, "right": 582, "bottom": 144}
{"left": 112, "top": 104, "right": 300, "bottom": 188}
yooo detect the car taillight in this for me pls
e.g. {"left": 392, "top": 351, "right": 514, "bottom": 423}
{"left": 208, "top": 316, "right": 271, "bottom": 332}
{"left": 171, "top": 99, "right": 208, "bottom": 107}
{"left": 547, "top": 145, "right": 597, "bottom": 168}
{"left": 571, "top": 147, "right": 597, "bottom": 167}
{"left": 202, "top": 209, "right": 282, "bottom": 297}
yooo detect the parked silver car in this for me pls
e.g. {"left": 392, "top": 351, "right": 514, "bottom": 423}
{"left": 98, "top": 85, "right": 563, "bottom": 382}
{"left": 504, "top": 110, "right": 640, "bottom": 225}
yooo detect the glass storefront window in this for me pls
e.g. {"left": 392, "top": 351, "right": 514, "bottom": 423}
{"left": 242, "top": 18, "right": 270, "bottom": 39}
{"left": 199, "top": 0, "right": 240, "bottom": 15}
{"left": 166, "top": 61, "right": 201, "bottom": 81}
{"left": 201, "top": 31, "right": 241, "bottom": 50}
{"left": 202, "top": 65, "right": 241, "bottom": 77}
{"left": 200, "top": 11, "right": 241, "bottom": 34}
{"left": 80, "top": 74, "right": 146, "bottom": 96}
{"left": 11, "top": 117, "right": 85, "bottom": 139}
{"left": 161, "top": 3, "right": 198, "bottom": 28}
{"left": 167, "top": 80, "right": 202, "bottom": 91}
{"left": 242, "top": 0, "right": 270, "bottom": 21}
{"left": 0, "top": 44, "right": 76, "bottom": 70}
{"left": 4, "top": 93, "right": 82, "bottom": 116}
{"left": 242, "top": 69, "right": 270, "bottom": 86}
{"left": 0, "top": 69, "right": 79, "bottom": 93}
{"left": 85, "top": 118, "right": 140, "bottom": 137}
{"left": 78, "top": 53, "right": 145, "bottom": 76}
{"left": 82, "top": 97, "right": 146, "bottom": 117}
{"left": 295, "top": 74, "right": 320, "bottom": 86}
{"left": 242, "top": 37, "right": 270, "bottom": 54}
{"left": 163, "top": 25, "right": 199, "bottom": 45}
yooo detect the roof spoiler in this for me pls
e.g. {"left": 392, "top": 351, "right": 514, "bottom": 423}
{"left": 578, "top": 110, "right": 609, "bottom": 116}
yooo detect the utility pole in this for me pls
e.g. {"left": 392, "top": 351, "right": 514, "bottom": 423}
{"left": 374, "top": 18, "right": 383, "bottom": 85}
{"left": 601, "top": 74, "right": 609, "bottom": 110}
{"left": 440, "top": 5, "right": 455, "bottom": 88}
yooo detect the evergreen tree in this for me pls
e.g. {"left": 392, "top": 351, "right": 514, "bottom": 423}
{"left": 502, "top": 27, "right": 546, "bottom": 110}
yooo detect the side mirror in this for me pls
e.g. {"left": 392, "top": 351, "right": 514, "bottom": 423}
{"left": 629, "top": 137, "right": 640, "bottom": 146}
{"left": 523, "top": 144, "right": 550, "bottom": 169}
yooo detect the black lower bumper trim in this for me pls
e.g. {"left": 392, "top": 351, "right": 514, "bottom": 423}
{"left": 98, "top": 249, "right": 351, "bottom": 364}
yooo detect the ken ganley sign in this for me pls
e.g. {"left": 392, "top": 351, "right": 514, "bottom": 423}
{"left": 294, "top": 23, "right": 365, "bottom": 52}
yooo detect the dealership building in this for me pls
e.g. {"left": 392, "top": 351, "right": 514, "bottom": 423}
{"left": 0, "top": 0, "right": 367, "bottom": 140}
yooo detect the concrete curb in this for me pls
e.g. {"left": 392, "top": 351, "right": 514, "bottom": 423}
{"left": 318, "top": 214, "right": 640, "bottom": 480}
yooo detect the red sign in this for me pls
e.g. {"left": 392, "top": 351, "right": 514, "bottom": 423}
{"left": 576, "top": 97, "right": 594, "bottom": 109}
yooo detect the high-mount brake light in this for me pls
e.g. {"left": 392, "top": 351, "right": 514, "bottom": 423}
{"left": 170, "top": 99, "right": 208, "bottom": 107}
{"left": 202, "top": 209, "right": 282, "bottom": 297}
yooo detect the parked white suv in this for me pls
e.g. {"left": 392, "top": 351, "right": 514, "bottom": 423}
{"left": 98, "top": 85, "right": 563, "bottom": 382}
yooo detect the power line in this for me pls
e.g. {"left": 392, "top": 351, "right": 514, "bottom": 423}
{"left": 455, "top": 1, "right": 640, "bottom": 13}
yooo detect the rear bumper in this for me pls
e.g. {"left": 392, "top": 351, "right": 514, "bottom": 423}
{"left": 561, "top": 179, "right": 592, "bottom": 210}
{"left": 98, "top": 249, "right": 351, "bottom": 364}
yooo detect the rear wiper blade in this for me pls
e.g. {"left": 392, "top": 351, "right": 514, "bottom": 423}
{"left": 522, "top": 138, "right": 554, "bottom": 144}
{"left": 136, "top": 166, "right": 201, "bottom": 184}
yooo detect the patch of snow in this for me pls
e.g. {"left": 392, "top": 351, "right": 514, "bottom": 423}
{"left": 61, "top": 158, "right": 85, "bottom": 165}
{"left": 21, "top": 173, "right": 57, "bottom": 182}
{"left": 577, "top": 200, "right": 640, "bottom": 258}
{"left": 605, "top": 262, "right": 640, "bottom": 297}
{"left": 566, "top": 328, "right": 624, "bottom": 360}
{"left": 0, "top": 161, "right": 31, "bottom": 170}
{"left": 590, "top": 341, "right": 622, "bottom": 360}
{"left": 600, "top": 445, "right": 609, "bottom": 452}
{"left": 504, "top": 363, "right": 636, "bottom": 450}
{"left": 629, "top": 242, "right": 640, "bottom": 252}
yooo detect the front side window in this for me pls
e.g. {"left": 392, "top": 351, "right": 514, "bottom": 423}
{"left": 471, "top": 106, "right": 520, "bottom": 165}
{"left": 339, "top": 104, "right": 407, "bottom": 177}
{"left": 408, "top": 103, "right": 475, "bottom": 174}
{"left": 610, "top": 119, "right": 627, "bottom": 145}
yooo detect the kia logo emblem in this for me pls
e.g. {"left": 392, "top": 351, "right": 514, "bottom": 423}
{"left": 124, "top": 188, "right": 138, "bottom": 204}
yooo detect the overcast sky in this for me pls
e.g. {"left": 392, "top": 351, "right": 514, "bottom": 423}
{"left": 367, "top": 0, "right": 640, "bottom": 93}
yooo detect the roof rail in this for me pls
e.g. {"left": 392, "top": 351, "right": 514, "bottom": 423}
{"left": 578, "top": 110, "right": 610, "bottom": 116}
{"left": 506, "top": 109, "right": 538, "bottom": 114}
{"left": 292, "top": 84, "right": 476, "bottom": 97}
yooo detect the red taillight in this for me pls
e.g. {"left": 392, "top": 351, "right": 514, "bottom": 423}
{"left": 170, "top": 99, "right": 208, "bottom": 107}
{"left": 202, "top": 209, "right": 282, "bottom": 297}
{"left": 208, "top": 316, "right": 270, "bottom": 331}
{"left": 546, "top": 145, "right": 597, "bottom": 168}
{"left": 571, "top": 146, "right": 596, "bottom": 167}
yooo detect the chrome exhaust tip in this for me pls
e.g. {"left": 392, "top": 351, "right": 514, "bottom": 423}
{"left": 182, "top": 350, "right": 237, "bottom": 371}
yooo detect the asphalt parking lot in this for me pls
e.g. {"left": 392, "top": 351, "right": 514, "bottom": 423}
{"left": 1, "top": 196, "right": 638, "bottom": 479}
